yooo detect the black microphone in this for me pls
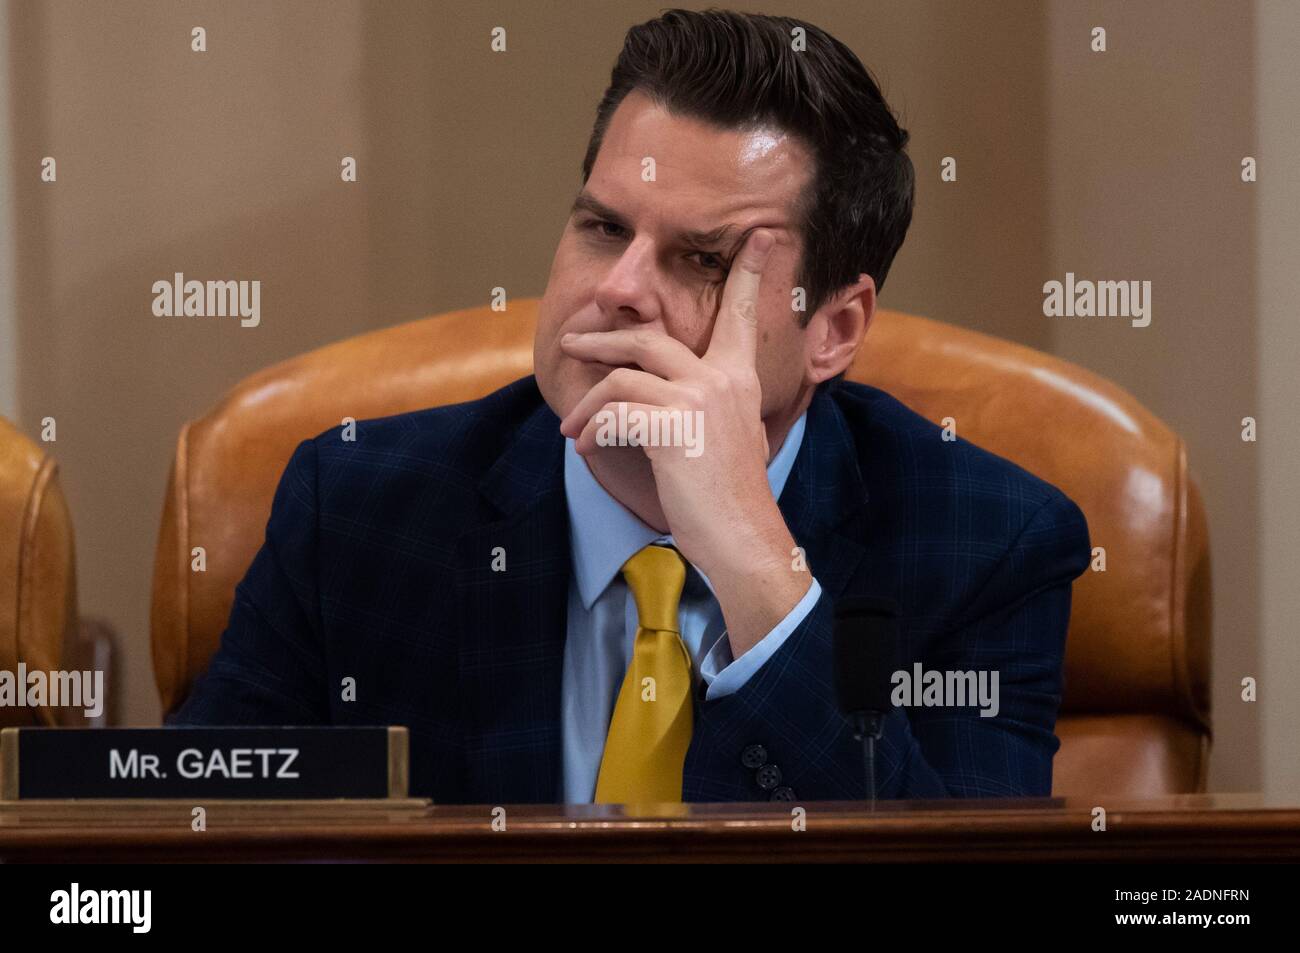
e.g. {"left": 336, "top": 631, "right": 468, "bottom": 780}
{"left": 833, "top": 595, "right": 901, "bottom": 807}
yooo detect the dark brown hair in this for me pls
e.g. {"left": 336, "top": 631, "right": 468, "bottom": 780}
{"left": 582, "top": 7, "right": 914, "bottom": 330}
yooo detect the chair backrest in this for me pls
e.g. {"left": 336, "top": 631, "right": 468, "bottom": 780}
{"left": 151, "top": 300, "right": 1212, "bottom": 795}
{"left": 0, "top": 417, "right": 78, "bottom": 727}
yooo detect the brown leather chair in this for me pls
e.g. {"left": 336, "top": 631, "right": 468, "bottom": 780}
{"left": 151, "top": 299, "right": 1212, "bottom": 796}
{"left": 0, "top": 417, "right": 78, "bottom": 727}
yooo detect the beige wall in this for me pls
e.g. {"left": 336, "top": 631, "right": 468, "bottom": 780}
{"left": 4, "top": 1, "right": 1283, "bottom": 791}
{"left": 1257, "top": 0, "right": 1300, "bottom": 798}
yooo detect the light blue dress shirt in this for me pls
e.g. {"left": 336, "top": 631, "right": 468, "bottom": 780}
{"left": 559, "top": 411, "right": 823, "bottom": 802}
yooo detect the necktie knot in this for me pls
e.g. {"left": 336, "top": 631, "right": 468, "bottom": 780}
{"left": 620, "top": 544, "right": 687, "bottom": 633}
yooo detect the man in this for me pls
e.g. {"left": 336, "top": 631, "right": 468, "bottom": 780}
{"left": 172, "top": 9, "right": 1091, "bottom": 804}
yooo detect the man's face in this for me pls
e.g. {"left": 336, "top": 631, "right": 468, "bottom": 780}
{"left": 534, "top": 90, "right": 816, "bottom": 426}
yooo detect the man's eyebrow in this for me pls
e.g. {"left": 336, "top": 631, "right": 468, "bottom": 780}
{"left": 570, "top": 191, "right": 628, "bottom": 226}
{"left": 569, "top": 190, "right": 757, "bottom": 252}
{"left": 682, "top": 222, "right": 748, "bottom": 251}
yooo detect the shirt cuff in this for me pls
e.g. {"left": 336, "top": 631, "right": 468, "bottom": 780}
{"left": 699, "top": 576, "right": 822, "bottom": 701}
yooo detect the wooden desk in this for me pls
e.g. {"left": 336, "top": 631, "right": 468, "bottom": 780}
{"left": 1, "top": 793, "right": 1297, "bottom": 862}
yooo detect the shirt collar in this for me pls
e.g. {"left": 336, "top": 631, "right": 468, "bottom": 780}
{"left": 563, "top": 410, "right": 808, "bottom": 609}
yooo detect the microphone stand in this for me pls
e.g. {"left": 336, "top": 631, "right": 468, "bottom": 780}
{"left": 850, "top": 710, "right": 885, "bottom": 811}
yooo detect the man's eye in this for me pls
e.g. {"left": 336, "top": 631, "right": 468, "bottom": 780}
{"left": 690, "top": 251, "right": 728, "bottom": 273}
{"left": 581, "top": 218, "right": 628, "bottom": 240}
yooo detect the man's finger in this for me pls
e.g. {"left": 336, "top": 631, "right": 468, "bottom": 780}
{"left": 574, "top": 400, "right": 663, "bottom": 457}
{"left": 559, "top": 328, "right": 698, "bottom": 379}
{"left": 559, "top": 367, "right": 685, "bottom": 439}
{"left": 704, "top": 228, "right": 775, "bottom": 367}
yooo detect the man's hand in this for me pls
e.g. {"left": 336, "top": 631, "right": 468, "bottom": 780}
{"left": 558, "top": 229, "right": 812, "bottom": 657}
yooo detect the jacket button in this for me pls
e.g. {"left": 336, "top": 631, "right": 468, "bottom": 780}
{"left": 770, "top": 786, "right": 796, "bottom": 802}
{"left": 741, "top": 744, "right": 768, "bottom": 769}
{"left": 755, "top": 763, "right": 782, "bottom": 790}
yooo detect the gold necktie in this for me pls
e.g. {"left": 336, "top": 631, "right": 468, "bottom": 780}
{"left": 594, "top": 544, "right": 693, "bottom": 804}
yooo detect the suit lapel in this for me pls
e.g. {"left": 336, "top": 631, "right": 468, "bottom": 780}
{"left": 455, "top": 391, "right": 570, "bottom": 803}
{"left": 777, "top": 384, "right": 873, "bottom": 600}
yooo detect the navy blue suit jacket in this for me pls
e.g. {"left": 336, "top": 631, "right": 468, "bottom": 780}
{"left": 171, "top": 375, "right": 1091, "bottom": 803}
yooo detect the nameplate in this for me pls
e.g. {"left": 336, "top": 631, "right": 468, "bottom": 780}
{"left": 0, "top": 726, "right": 408, "bottom": 800}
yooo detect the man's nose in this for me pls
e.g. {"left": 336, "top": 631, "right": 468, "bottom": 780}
{"left": 594, "top": 236, "right": 661, "bottom": 324}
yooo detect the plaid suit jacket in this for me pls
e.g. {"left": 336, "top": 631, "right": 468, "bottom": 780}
{"left": 171, "top": 374, "right": 1091, "bottom": 803}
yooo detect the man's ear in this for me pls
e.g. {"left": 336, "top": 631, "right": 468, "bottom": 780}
{"left": 804, "top": 274, "right": 877, "bottom": 385}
